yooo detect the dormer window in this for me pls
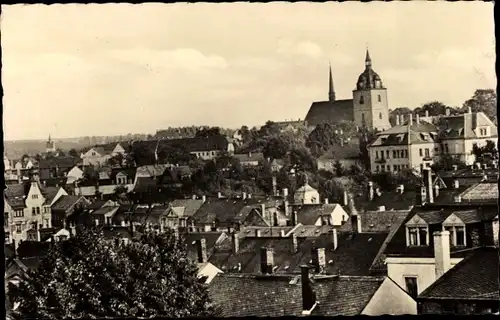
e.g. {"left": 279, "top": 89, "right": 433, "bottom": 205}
{"left": 442, "top": 213, "right": 467, "bottom": 247}
{"left": 406, "top": 215, "right": 430, "bottom": 247}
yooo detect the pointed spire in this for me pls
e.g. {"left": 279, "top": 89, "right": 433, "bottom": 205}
{"left": 365, "top": 48, "right": 372, "bottom": 68}
{"left": 328, "top": 62, "right": 336, "bottom": 102}
{"left": 48, "top": 134, "right": 52, "bottom": 142}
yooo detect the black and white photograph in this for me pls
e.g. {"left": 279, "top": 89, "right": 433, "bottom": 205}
{"left": 2, "top": 2, "right": 498, "bottom": 318}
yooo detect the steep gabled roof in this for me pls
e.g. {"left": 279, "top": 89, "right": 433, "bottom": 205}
{"left": 294, "top": 203, "right": 344, "bottom": 225}
{"left": 418, "top": 247, "right": 499, "bottom": 301}
{"left": 304, "top": 99, "right": 354, "bottom": 128}
{"left": 209, "top": 273, "right": 385, "bottom": 317}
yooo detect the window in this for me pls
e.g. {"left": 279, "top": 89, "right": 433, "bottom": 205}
{"left": 359, "top": 95, "right": 364, "bottom": 104}
{"left": 32, "top": 194, "right": 38, "bottom": 199}
{"left": 378, "top": 95, "right": 382, "bottom": 102}
{"left": 32, "top": 207, "right": 36, "bottom": 215}
{"left": 445, "top": 144, "right": 449, "bottom": 153}
{"left": 36, "top": 207, "right": 40, "bottom": 215}
{"left": 375, "top": 165, "right": 380, "bottom": 173}
{"left": 361, "top": 113, "right": 366, "bottom": 125}
{"left": 386, "top": 165, "right": 390, "bottom": 172}
{"left": 393, "top": 150, "right": 397, "bottom": 158}
{"left": 386, "top": 150, "right": 390, "bottom": 159}
{"left": 14, "top": 210, "right": 23, "bottom": 218}
{"left": 404, "top": 277, "right": 418, "bottom": 299}
{"left": 444, "top": 225, "right": 466, "bottom": 247}
{"left": 16, "top": 224, "right": 22, "bottom": 234}
{"left": 379, "top": 112, "right": 382, "bottom": 119}
{"left": 393, "top": 165, "right": 398, "bottom": 172}
{"left": 396, "top": 150, "right": 400, "bottom": 158}
{"left": 407, "top": 226, "right": 428, "bottom": 246}
{"left": 375, "top": 151, "right": 379, "bottom": 159}
{"left": 419, "top": 149, "right": 423, "bottom": 157}
{"left": 425, "top": 148, "right": 430, "bottom": 157}
{"left": 44, "top": 219, "right": 49, "bottom": 228}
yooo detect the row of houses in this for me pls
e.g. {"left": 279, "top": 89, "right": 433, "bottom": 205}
{"left": 5, "top": 164, "right": 499, "bottom": 315}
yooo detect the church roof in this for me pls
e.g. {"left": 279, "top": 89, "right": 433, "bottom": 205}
{"left": 304, "top": 99, "right": 354, "bottom": 128}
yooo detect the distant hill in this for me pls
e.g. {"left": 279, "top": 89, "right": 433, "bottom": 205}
{"left": 3, "top": 134, "right": 150, "bottom": 160}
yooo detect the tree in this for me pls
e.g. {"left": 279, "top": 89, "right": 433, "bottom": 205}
{"left": 69, "top": 149, "right": 79, "bottom": 158}
{"left": 414, "top": 101, "right": 450, "bottom": 117}
{"left": 107, "top": 153, "right": 125, "bottom": 167}
{"left": 8, "top": 228, "right": 214, "bottom": 319}
{"left": 471, "top": 140, "right": 498, "bottom": 162}
{"left": 333, "top": 161, "right": 345, "bottom": 177}
{"left": 461, "top": 89, "right": 497, "bottom": 123}
{"left": 195, "top": 127, "right": 222, "bottom": 138}
{"left": 431, "top": 154, "right": 467, "bottom": 172}
{"left": 306, "top": 121, "right": 358, "bottom": 157}
{"left": 388, "top": 107, "right": 412, "bottom": 126}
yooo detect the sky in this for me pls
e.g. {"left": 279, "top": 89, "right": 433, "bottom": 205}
{"left": 2, "top": 2, "right": 495, "bottom": 141}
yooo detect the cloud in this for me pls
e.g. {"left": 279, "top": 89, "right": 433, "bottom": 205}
{"left": 277, "top": 38, "right": 324, "bottom": 59}
{"left": 106, "top": 47, "right": 228, "bottom": 71}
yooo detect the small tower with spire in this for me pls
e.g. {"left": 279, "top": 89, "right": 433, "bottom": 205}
{"left": 328, "top": 63, "right": 336, "bottom": 102}
{"left": 46, "top": 135, "right": 56, "bottom": 153}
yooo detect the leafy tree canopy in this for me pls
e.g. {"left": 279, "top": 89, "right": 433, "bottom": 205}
{"left": 461, "top": 89, "right": 497, "bottom": 123}
{"left": 8, "top": 228, "right": 214, "bottom": 319}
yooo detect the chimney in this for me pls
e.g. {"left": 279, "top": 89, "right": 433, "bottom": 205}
{"left": 445, "top": 108, "right": 451, "bottom": 116}
{"left": 351, "top": 215, "right": 361, "bottom": 233}
{"left": 160, "top": 220, "right": 165, "bottom": 233}
{"left": 452, "top": 164, "right": 458, "bottom": 171}
{"left": 284, "top": 200, "right": 290, "bottom": 217}
{"left": 42, "top": 180, "right": 47, "bottom": 187}
{"left": 416, "top": 114, "right": 420, "bottom": 124}
{"left": 248, "top": 152, "right": 252, "bottom": 158}
{"left": 282, "top": 188, "right": 289, "bottom": 199}
{"left": 368, "top": 181, "right": 374, "bottom": 201}
{"left": 378, "top": 205, "right": 386, "bottom": 212}
{"left": 255, "top": 230, "right": 262, "bottom": 237}
{"left": 247, "top": 193, "right": 252, "bottom": 199}
{"left": 36, "top": 228, "right": 41, "bottom": 242}
{"left": 272, "top": 176, "right": 277, "bottom": 196}
{"left": 311, "top": 247, "right": 326, "bottom": 274}
{"left": 202, "top": 195, "right": 206, "bottom": 203}
{"left": 468, "top": 106, "right": 472, "bottom": 114}
{"left": 121, "top": 220, "right": 126, "bottom": 227}
{"left": 95, "top": 219, "right": 99, "bottom": 226}
{"left": 291, "top": 210, "right": 298, "bottom": 226}
{"left": 434, "top": 184, "right": 440, "bottom": 198}
{"left": 196, "top": 238, "right": 208, "bottom": 263}
{"left": 232, "top": 233, "right": 239, "bottom": 253}
{"left": 343, "top": 191, "right": 349, "bottom": 206}
{"left": 324, "top": 198, "right": 329, "bottom": 204}
{"left": 396, "top": 114, "right": 400, "bottom": 126}
{"left": 260, "top": 247, "right": 274, "bottom": 274}
{"left": 260, "top": 204, "right": 266, "bottom": 217}
{"left": 475, "top": 162, "right": 481, "bottom": 170}
{"left": 420, "top": 186, "right": 427, "bottom": 204}
{"left": 280, "top": 229, "right": 286, "bottom": 237}
{"left": 192, "top": 194, "right": 196, "bottom": 200}
{"left": 331, "top": 229, "right": 338, "bottom": 250}
{"left": 425, "top": 110, "right": 429, "bottom": 118}
{"left": 292, "top": 233, "right": 298, "bottom": 253}
{"left": 398, "top": 184, "right": 405, "bottom": 194}
{"left": 131, "top": 223, "right": 136, "bottom": 233}
{"left": 423, "top": 168, "right": 434, "bottom": 204}
{"left": 400, "top": 114, "right": 405, "bottom": 124}
{"left": 242, "top": 192, "right": 247, "bottom": 200}
{"left": 217, "top": 192, "right": 223, "bottom": 199}
{"left": 409, "top": 114, "right": 413, "bottom": 125}
{"left": 434, "top": 231, "right": 451, "bottom": 279}
{"left": 300, "top": 265, "right": 317, "bottom": 315}
{"left": 453, "top": 179, "right": 459, "bottom": 189}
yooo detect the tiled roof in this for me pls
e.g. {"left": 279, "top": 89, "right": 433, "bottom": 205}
{"left": 88, "top": 200, "right": 108, "bottom": 211}
{"left": 233, "top": 152, "right": 265, "bottom": 163}
{"left": 304, "top": 99, "right": 354, "bottom": 127}
{"left": 41, "top": 186, "right": 60, "bottom": 205}
{"left": 459, "top": 183, "right": 498, "bottom": 201}
{"left": 358, "top": 210, "right": 411, "bottom": 233}
{"left": 135, "top": 164, "right": 171, "bottom": 178}
{"left": 4, "top": 183, "right": 29, "bottom": 208}
{"left": 192, "top": 198, "right": 266, "bottom": 225}
{"left": 38, "top": 156, "right": 79, "bottom": 169}
{"left": 169, "top": 199, "right": 205, "bottom": 217}
{"left": 357, "top": 190, "right": 417, "bottom": 212}
{"left": 418, "top": 247, "right": 499, "bottom": 301}
{"left": 437, "top": 112, "right": 497, "bottom": 140}
{"left": 238, "top": 226, "right": 296, "bottom": 239}
{"left": 133, "top": 176, "right": 159, "bottom": 192}
{"left": 51, "top": 195, "right": 85, "bottom": 212}
{"left": 384, "top": 207, "right": 497, "bottom": 258}
{"left": 209, "top": 273, "right": 384, "bottom": 317}
{"left": 293, "top": 203, "right": 343, "bottom": 225}
{"left": 369, "top": 121, "right": 438, "bottom": 147}
{"left": 91, "top": 206, "right": 119, "bottom": 217}
{"left": 210, "top": 231, "right": 387, "bottom": 277}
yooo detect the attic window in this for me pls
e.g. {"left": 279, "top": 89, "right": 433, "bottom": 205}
{"left": 396, "top": 134, "right": 405, "bottom": 142}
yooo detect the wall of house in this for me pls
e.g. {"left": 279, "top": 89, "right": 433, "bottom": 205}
{"left": 386, "top": 257, "right": 463, "bottom": 295}
{"left": 362, "top": 278, "right": 417, "bottom": 315}
{"left": 26, "top": 182, "right": 51, "bottom": 229}
{"left": 318, "top": 158, "right": 359, "bottom": 172}
{"left": 331, "top": 206, "right": 349, "bottom": 226}
{"left": 191, "top": 150, "right": 220, "bottom": 160}
{"left": 409, "top": 143, "right": 436, "bottom": 171}
{"left": 418, "top": 299, "right": 499, "bottom": 315}
{"left": 369, "top": 145, "right": 411, "bottom": 174}
{"left": 295, "top": 190, "right": 320, "bottom": 205}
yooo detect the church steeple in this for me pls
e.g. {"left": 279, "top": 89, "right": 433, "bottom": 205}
{"left": 328, "top": 63, "right": 336, "bottom": 102}
{"left": 365, "top": 48, "right": 372, "bottom": 69}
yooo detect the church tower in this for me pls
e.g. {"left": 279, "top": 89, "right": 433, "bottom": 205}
{"left": 352, "top": 50, "right": 391, "bottom": 131}
{"left": 46, "top": 134, "right": 56, "bottom": 153}
{"left": 328, "top": 63, "right": 336, "bottom": 102}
